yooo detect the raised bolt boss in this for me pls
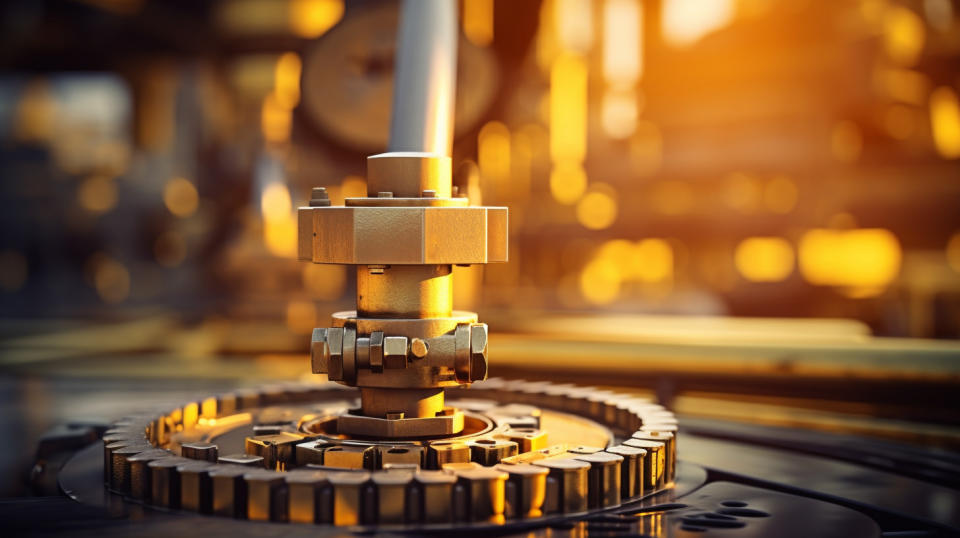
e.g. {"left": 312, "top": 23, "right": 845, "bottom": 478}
{"left": 298, "top": 151, "right": 508, "bottom": 437}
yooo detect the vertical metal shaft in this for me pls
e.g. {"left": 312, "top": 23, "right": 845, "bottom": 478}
{"left": 388, "top": 0, "right": 458, "bottom": 156}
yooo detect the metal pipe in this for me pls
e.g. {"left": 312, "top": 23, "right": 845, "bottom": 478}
{"left": 387, "top": 0, "right": 458, "bottom": 156}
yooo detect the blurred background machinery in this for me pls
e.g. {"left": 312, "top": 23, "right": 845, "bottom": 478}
{"left": 0, "top": 0, "right": 959, "bottom": 535}
{"left": 1, "top": 0, "right": 959, "bottom": 338}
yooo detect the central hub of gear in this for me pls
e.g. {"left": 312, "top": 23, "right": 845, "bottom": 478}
{"left": 299, "top": 152, "right": 507, "bottom": 438}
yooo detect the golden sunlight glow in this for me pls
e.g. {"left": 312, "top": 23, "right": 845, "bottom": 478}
{"left": 341, "top": 175, "right": 367, "bottom": 199}
{"left": 478, "top": 121, "right": 511, "bottom": 185}
{"left": 510, "top": 126, "right": 538, "bottom": 202}
{"left": 723, "top": 173, "right": 761, "bottom": 214}
{"left": 536, "top": 0, "right": 558, "bottom": 73}
{"left": 261, "top": 92, "right": 292, "bottom": 144}
{"left": 634, "top": 239, "right": 673, "bottom": 283}
{"left": 883, "top": 104, "right": 918, "bottom": 140}
{"left": 274, "top": 52, "right": 302, "bottom": 109}
{"left": 77, "top": 175, "right": 117, "bottom": 214}
{"left": 576, "top": 183, "right": 618, "bottom": 230}
{"left": 603, "top": 0, "right": 642, "bottom": 86}
{"left": 164, "top": 177, "right": 199, "bottom": 218}
{"left": 580, "top": 257, "right": 621, "bottom": 305}
{"left": 947, "top": 232, "right": 960, "bottom": 274}
{"left": 550, "top": 53, "right": 588, "bottom": 163}
{"left": 262, "top": 182, "right": 297, "bottom": 257}
{"left": 285, "top": 300, "right": 317, "bottom": 334}
{"left": 662, "top": 0, "right": 734, "bottom": 47}
{"left": 289, "top": 0, "right": 344, "bottom": 39}
{"left": 651, "top": 181, "right": 694, "bottom": 215}
{"left": 929, "top": 86, "right": 960, "bottom": 159}
{"left": 550, "top": 51, "right": 588, "bottom": 204}
{"left": 874, "top": 68, "right": 929, "bottom": 106}
{"left": 831, "top": 120, "right": 863, "bottom": 163}
{"left": 764, "top": 176, "right": 798, "bottom": 214}
{"left": 629, "top": 121, "right": 663, "bottom": 176}
{"left": 598, "top": 239, "right": 638, "bottom": 277}
{"left": 883, "top": 5, "right": 925, "bottom": 66}
{"left": 549, "top": 162, "right": 588, "bottom": 205}
{"left": 799, "top": 229, "right": 902, "bottom": 295}
{"left": 555, "top": 0, "right": 593, "bottom": 53}
{"left": 735, "top": 237, "right": 795, "bottom": 282}
{"left": 464, "top": 0, "right": 494, "bottom": 47}
{"left": 302, "top": 263, "right": 346, "bottom": 300}
{"left": 261, "top": 181, "right": 292, "bottom": 221}
{"left": 601, "top": 89, "right": 638, "bottom": 139}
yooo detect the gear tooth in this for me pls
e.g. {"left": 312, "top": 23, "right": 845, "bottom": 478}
{"left": 127, "top": 448, "right": 172, "bottom": 500}
{"left": 633, "top": 429, "right": 677, "bottom": 484}
{"left": 623, "top": 438, "right": 666, "bottom": 490}
{"left": 178, "top": 461, "right": 214, "bottom": 514}
{"left": 572, "top": 451, "right": 623, "bottom": 508}
{"left": 495, "top": 463, "right": 549, "bottom": 518}
{"left": 209, "top": 466, "right": 249, "bottom": 519}
{"left": 371, "top": 470, "right": 414, "bottom": 524}
{"left": 148, "top": 456, "right": 192, "bottom": 508}
{"left": 413, "top": 470, "right": 456, "bottom": 523}
{"left": 453, "top": 468, "right": 508, "bottom": 523}
{"left": 606, "top": 445, "right": 646, "bottom": 499}
{"left": 532, "top": 458, "right": 590, "bottom": 514}
{"left": 244, "top": 470, "right": 287, "bottom": 522}
{"left": 109, "top": 444, "right": 151, "bottom": 493}
{"left": 329, "top": 471, "right": 370, "bottom": 526}
{"left": 285, "top": 470, "right": 329, "bottom": 523}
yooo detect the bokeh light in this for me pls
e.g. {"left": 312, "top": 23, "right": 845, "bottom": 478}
{"left": 930, "top": 86, "right": 960, "bottom": 159}
{"left": 576, "top": 183, "right": 618, "bottom": 230}
{"left": 799, "top": 229, "right": 902, "bottom": 297}
{"left": 77, "top": 175, "right": 118, "bottom": 214}
{"left": 735, "top": 237, "right": 795, "bottom": 283}
{"left": 163, "top": 178, "right": 199, "bottom": 218}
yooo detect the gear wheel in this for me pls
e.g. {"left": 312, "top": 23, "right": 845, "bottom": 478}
{"left": 100, "top": 379, "right": 679, "bottom": 528}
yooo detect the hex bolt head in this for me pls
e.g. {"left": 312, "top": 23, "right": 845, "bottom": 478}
{"left": 309, "top": 187, "right": 331, "bottom": 207}
{"left": 410, "top": 338, "right": 429, "bottom": 358}
{"left": 310, "top": 328, "right": 328, "bottom": 374}
{"left": 469, "top": 324, "right": 488, "bottom": 381}
{"left": 383, "top": 336, "right": 409, "bottom": 369}
{"left": 421, "top": 189, "right": 437, "bottom": 198}
{"left": 325, "top": 328, "right": 345, "bottom": 380}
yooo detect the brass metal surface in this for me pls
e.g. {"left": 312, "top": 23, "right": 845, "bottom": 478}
{"left": 298, "top": 150, "right": 507, "bottom": 434}
{"left": 357, "top": 265, "right": 452, "bottom": 318}
{"left": 98, "top": 379, "right": 679, "bottom": 527}
{"left": 366, "top": 152, "right": 452, "bottom": 198}
{"left": 299, "top": 205, "right": 508, "bottom": 265}
{"left": 285, "top": 471, "right": 329, "bottom": 524}
{"left": 359, "top": 387, "right": 445, "bottom": 418}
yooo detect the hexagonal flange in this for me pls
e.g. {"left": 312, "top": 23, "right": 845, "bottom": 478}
{"left": 298, "top": 206, "right": 508, "bottom": 265}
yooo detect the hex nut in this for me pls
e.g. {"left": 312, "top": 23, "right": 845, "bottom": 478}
{"left": 469, "top": 323, "right": 488, "bottom": 381}
{"left": 325, "top": 328, "right": 345, "bottom": 380}
{"left": 383, "top": 336, "right": 408, "bottom": 369}
{"left": 310, "top": 328, "right": 328, "bottom": 374}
